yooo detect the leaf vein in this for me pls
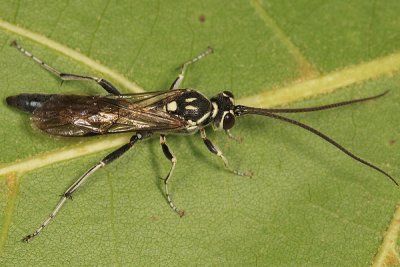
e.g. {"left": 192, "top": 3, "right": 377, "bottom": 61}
{"left": 127, "top": 0, "right": 160, "bottom": 76}
{"left": 238, "top": 51, "right": 400, "bottom": 108}
{"left": 87, "top": 0, "right": 111, "bottom": 56}
{"left": 249, "top": 0, "right": 319, "bottom": 79}
{"left": 48, "top": 0, "right": 70, "bottom": 39}
{"left": 371, "top": 204, "right": 400, "bottom": 266}
{"left": 0, "top": 174, "right": 20, "bottom": 256}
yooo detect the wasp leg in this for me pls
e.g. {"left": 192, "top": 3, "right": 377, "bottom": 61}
{"left": 200, "top": 129, "right": 253, "bottom": 177}
{"left": 169, "top": 47, "right": 213, "bottom": 90}
{"left": 22, "top": 132, "right": 151, "bottom": 242}
{"left": 10, "top": 41, "right": 120, "bottom": 95}
{"left": 225, "top": 130, "right": 243, "bottom": 143}
{"left": 160, "top": 135, "right": 184, "bottom": 217}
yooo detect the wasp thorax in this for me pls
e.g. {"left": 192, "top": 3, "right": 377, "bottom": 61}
{"left": 211, "top": 91, "right": 236, "bottom": 130}
{"left": 165, "top": 90, "right": 213, "bottom": 128}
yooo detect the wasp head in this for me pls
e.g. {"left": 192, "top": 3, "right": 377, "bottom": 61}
{"left": 210, "top": 91, "right": 236, "bottom": 130}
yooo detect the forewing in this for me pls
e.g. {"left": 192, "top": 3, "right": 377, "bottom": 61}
{"left": 106, "top": 89, "right": 188, "bottom": 108}
{"left": 32, "top": 92, "right": 188, "bottom": 136}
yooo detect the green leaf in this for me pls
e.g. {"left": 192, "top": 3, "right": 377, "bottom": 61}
{"left": 0, "top": 0, "right": 400, "bottom": 266}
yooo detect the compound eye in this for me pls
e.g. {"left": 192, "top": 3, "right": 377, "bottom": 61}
{"left": 222, "top": 113, "right": 235, "bottom": 130}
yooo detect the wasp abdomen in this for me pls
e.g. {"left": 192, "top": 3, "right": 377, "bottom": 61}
{"left": 6, "top": 94, "right": 55, "bottom": 113}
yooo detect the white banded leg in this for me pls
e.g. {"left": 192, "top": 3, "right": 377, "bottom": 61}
{"left": 160, "top": 135, "right": 184, "bottom": 217}
{"left": 22, "top": 133, "right": 150, "bottom": 242}
{"left": 169, "top": 47, "right": 213, "bottom": 90}
{"left": 10, "top": 41, "right": 120, "bottom": 95}
{"left": 200, "top": 129, "right": 253, "bottom": 177}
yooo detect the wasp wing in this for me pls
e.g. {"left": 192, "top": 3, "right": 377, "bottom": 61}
{"left": 32, "top": 89, "right": 190, "bottom": 136}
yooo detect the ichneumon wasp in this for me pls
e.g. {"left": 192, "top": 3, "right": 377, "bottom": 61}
{"left": 6, "top": 41, "right": 398, "bottom": 242}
